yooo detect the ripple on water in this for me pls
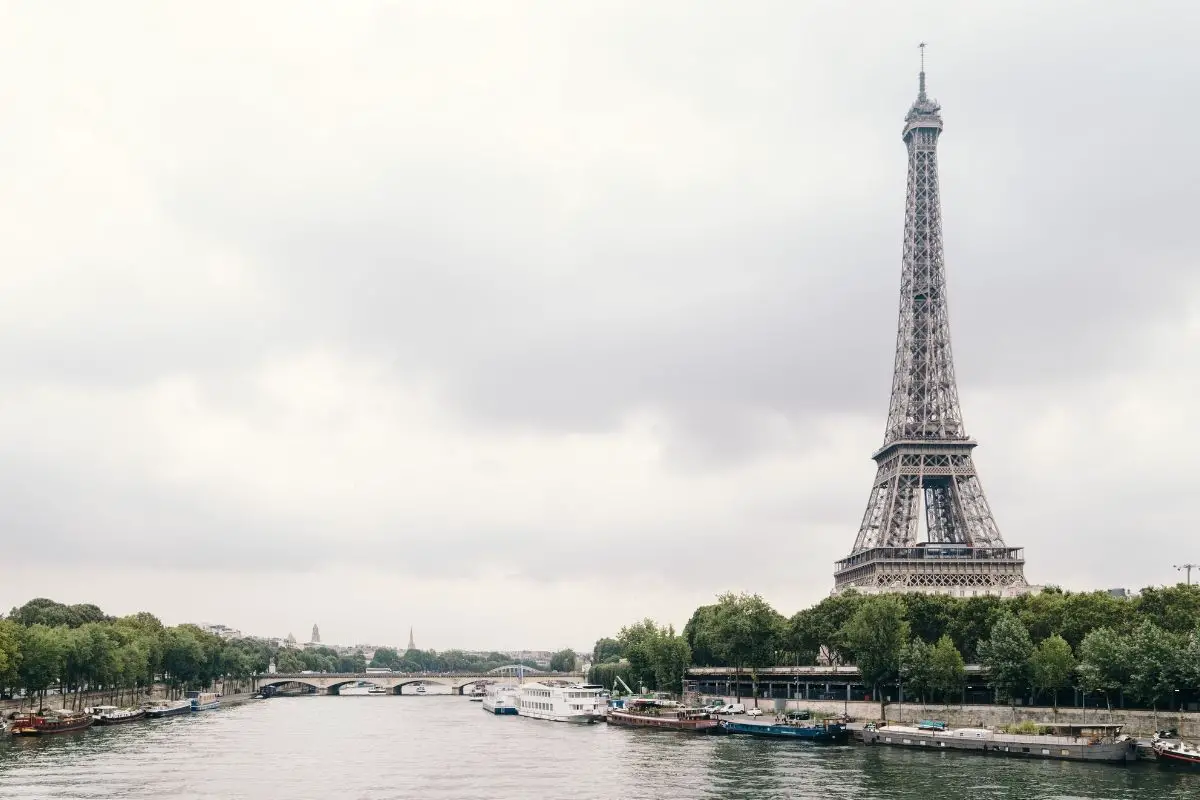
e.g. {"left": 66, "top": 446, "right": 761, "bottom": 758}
{"left": 1, "top": 699, "right": 1198, "bottom": 800}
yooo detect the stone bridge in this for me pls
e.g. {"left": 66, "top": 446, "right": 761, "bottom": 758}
{"left": 256, "top": 670, "right": 585, "bottom": 696}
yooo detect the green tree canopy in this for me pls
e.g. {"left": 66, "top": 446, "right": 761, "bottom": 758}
{"left": 978, "top": 613, "right": 1033, "bottom": 704}
{"left": 1030, "top": 633, "right": 1074, "bottom": 709}
{"left": 929, "top": 635, "right": 966, "bottom": 704}
{"left": 841, "top": 595, "right": 909, "bottom": 702}
{"left": 549, "top": 649, "right": 577, "bottom": 672}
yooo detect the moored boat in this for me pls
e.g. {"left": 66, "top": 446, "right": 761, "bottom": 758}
{"left": 718, "top": 714, "right": 848, "bottom": 743}
{"left": 517, "top": 682, "right": 604, "bottom": 723}
{"left": 483, "top": 684, "right": 519, "bottom": 715}
{"left": 85, "top": 705, "right": 147, "bottom": 725}
{"left": 187, "top": 691, "right": 220, "bottom": 712}
{"left": 608, "top": 698, "right": 718, "bottom": 733}
{"left": 859, "top": 721, "right": 1136, "bottom": 763}
{"left": 144, "top": 699, "right": 192, "bottom": 719}
{"left": 1152, "top": 733, "right": 1200, "bottom": 768}
{"left": 9, "top": 709, "right": 94, "bottom": 736}
{"left": 467, "top": 685, "right": 487, "bottom": 701}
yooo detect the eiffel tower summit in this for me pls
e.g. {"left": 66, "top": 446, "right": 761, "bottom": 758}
{"left": 834, "top": 47, "right": 1030, "bottom": 596}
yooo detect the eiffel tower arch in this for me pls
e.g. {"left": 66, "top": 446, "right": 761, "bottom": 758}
{"left": 834, "top": 51, "right": 1031, "bottom": 596}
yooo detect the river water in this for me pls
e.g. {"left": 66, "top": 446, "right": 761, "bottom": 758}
{"left": 1, "top": 696, "right": 1196, "bottom": 799}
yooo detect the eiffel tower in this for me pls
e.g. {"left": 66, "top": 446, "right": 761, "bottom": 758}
{"left": 834, "top": 48, "right": 1029, "bottom": 595}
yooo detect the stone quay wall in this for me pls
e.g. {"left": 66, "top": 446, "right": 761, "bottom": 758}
{"left": 703, "top": 695, "right": 1200, "bottom": 738}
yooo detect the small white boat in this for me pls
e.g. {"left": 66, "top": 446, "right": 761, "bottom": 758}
{"left": 482, "top": 685, "right": 519, "bottom": 715}
{"left": 414, "top": 684, "right": 426, "bottom": 695}
{"left": 467, "top": 685, "right": 487, "bottom": 702}
{"left": 340, "top": 682, "right": 387, "bottom": 696}
{"left": 517, "top": 683, "right": 603, "bottom": 723}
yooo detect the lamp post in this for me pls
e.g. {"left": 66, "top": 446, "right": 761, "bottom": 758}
{"left": 1174, "top": 564, "right": 1198, "bottom": 586}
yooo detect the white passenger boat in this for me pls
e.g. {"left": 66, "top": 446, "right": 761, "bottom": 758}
{"left": 482, "top": 684, "right": 519, "bottom": 715}
{"left": 517, "top": 683, "right": 603, "bottom": 723}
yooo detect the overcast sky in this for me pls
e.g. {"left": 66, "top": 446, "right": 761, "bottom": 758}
{"left": 2, "top": 1, "right": 1197, "bottom": 652}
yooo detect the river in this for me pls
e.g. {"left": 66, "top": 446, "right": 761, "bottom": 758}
{"left": 1, "top": 697, "right": 1196, "bottom": 799}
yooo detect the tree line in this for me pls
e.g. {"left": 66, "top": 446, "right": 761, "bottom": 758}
{"left": 587, "top": 585, "right": 1200, "bottom": 710}
{"left": 1, "top": 598, "right": 274, "bottom": 708}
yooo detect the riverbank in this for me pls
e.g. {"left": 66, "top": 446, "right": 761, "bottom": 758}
{"left": 2, "top": 686, "right": 257, "bottom": 715}
{"left": 702, "top": 696, "right": 1200, "bottom": 738}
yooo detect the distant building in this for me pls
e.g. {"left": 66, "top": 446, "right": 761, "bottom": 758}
{"left": 1107, "top": 588, "right": 1137, "bottom": 599}
{"left": 407, "top": 627, "right": 416, "bottom": 651}
{"left": 200, "top": 624, "right": 243, "bottom": 640}
{"left": 311, "top": 624, "right": 321, "bottom": 644}
{"left": 286, "top": 632, "right": 297, "bottom": 646}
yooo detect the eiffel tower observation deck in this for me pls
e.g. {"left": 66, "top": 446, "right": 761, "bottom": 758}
{"left": 834, "top": 49, "right": 1030, "bottom": 596}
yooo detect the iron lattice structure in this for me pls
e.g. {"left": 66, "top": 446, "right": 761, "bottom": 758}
{"left": 834, "top": 57, "right": 1028, "bottom": 594}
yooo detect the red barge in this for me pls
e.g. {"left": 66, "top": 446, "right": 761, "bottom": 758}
{"left": 607, "top": 698, "right": 718, "bottom": 733}
{"left": 9, "top": 709, "right": 94, "bottom": 736}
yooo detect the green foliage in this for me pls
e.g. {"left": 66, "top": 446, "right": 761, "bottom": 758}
{"left": 591, "top": 637, "right": 623, "bottom": 665}
{"left": 1077, "top": 627, "right": 1131, "bottom": 708}
{"left": 682, "top": 606, "right": 722, "bottom": 666}
{"left": 841, "top": 595, "right": 909, "bottom": 696}
{"left": 1030, "top": 634, "right": 1074, "bottom": 707}
{"left": 617, "top": 619, "right": 691, "bottom": 692}
{"left": 1133, "top": 585, "right": 1200, "bottom": 635}
{"left": 899, "top": 637, "right": 933, "bottom": 702}
{"left": 0, "top": 619, "right": 22, "bottom": 689}
{"left": 549, "top": 649, "right": 577, "bottom": 672}
{"left": 18, "top": 624, "right": 65, "bottom": 700}
{"left": 929, "top": 635, "right": 966, "bottom": 703}
{"left": 1001, "top": 721, "right": 1046, "bottom": 735}
{"left": 8, "top": 599, "right": 112, "bottom": 628}
{"left": 705, "top": 592, "right": 785, "bottom": 672}
{"left": 1127, "top": 621, "right": 1181, "bottom": 709}
{"left": 979, "top": 613, "right": 1034, "bottom": 704}
{"left": 587, "top": 661, "right": 634, "bottom": 692}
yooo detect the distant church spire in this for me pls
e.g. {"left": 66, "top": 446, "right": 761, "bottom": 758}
{"left": 407, "top": 627, "right": 416, "bottom": 651}
{"left": 311, "top": 624, "right": 320, "bottom": 644}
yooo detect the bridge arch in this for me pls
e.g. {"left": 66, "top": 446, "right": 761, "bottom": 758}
{"left": 258, "top": 679, "right": 323, "bottom": 693}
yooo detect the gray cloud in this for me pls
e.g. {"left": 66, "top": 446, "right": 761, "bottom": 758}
{"left": 1, "top": 0, "right": 1197, "bottom": 645}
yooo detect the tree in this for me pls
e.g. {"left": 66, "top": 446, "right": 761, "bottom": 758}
{"left": 1127, "top": 621, "right": 1180, "bottom": 711}
{"left": 0, "top": 619, "right": 21, "bottom": 693}
{"left": 841, "top": 595, "right": 909, "bottom": 710}
{"left": 18, "top": 624, "right": 65, "bottom": 707}
{"left": 588, "top": 661, "right": 634, "bottom": 692}
{"left": 275, "top": 648, "right": 305, "bottom": 674}
{"left": 929, "top": 635, "right": 966, "bottom": 705}
{"left": 682, "top": 606, "right": 722, "bottom": 667}
{"left": 899, "top": 637, "right": 933, "bottom": 704}
{"left": 591, "top": 638, "right": 623, "bottom": 665}
{"left": 799, "top": 592, "right": 863, "bottom": 665}
{"left": 706, "top": 593, "right": 785, "bottom": 701}
{"left": 370, "top": 647, "right": 400, "bottom": 670}
{"left": 1077, "top": 627, "right": 1131, "bottom": 712}
{"left": 1134, "top": 585, "right": 1200, "bottom": 635}
{"left": 336, "top": 652, "right": 367, "bottom": 674}
{"left": 978, "top": 613, "right": 1033, "bottom": 706}
{"left": 616, "top": 619, "right": 691, "bottom": 692}
{"left": 1030, "top": 634, "right": 1074, "bottom": 709}
{"left": 945, "top": 596, "right": 1004, "bottom": 662}
{"left": 549, "top": 649, "right": 577, "bottom": 672}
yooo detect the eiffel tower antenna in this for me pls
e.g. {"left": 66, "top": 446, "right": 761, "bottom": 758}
{"left": 834, "top": 52, "right": 1030, "bottom": 595}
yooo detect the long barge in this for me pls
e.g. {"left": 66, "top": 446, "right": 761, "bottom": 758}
{"left": 719, "top": 717, "right": 849, "bottom": 743}
{"left": 607, "top": 699, "right": 718, "bottom": 732}
{"left": 859, "top": 721, "right": 1136, "bottom": 763}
